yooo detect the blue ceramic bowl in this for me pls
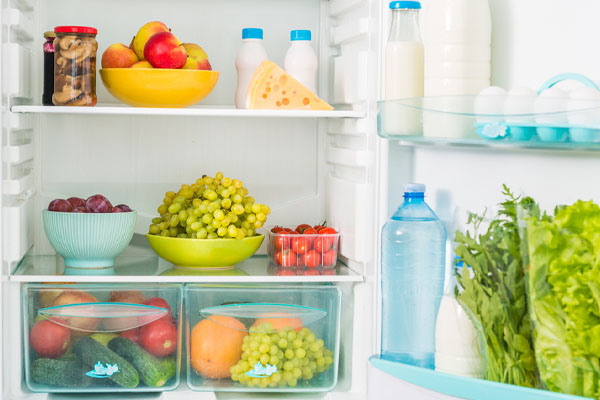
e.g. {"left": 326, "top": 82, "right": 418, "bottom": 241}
{"left": 42, "top": 210, "right": 137, "bottom": 271}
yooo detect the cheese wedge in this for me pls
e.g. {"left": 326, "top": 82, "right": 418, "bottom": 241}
{"left": 246, "top": 60, "right": 333, "bottom": 111}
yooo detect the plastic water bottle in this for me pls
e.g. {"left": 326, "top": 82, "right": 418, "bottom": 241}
{"left": 235, "top": 28, "right": 268, "bottom": 109}
{"left": 284, "top": 30, "right": 318, "bottom": 93}
{"left": 380, "top": 183, "right": 446, "bottom": 369}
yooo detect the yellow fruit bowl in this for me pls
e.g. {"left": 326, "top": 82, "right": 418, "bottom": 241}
{"left": 146, "top": 234, "right": 264, "bottom": 269}
{"left": 99, "top": 68, "right": 219, "bottom": 108}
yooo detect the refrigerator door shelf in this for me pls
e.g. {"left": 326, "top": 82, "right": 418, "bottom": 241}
{"left": 367, "top": 356, "right": 591, "bottom": 400}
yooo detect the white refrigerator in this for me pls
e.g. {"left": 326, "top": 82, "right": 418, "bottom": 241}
{"left": 2, "top": 0, "right": 599, "bottom": 399}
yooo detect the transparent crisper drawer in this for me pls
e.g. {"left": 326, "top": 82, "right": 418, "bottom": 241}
{"left": 22, "top": 283, "right": 183, "bottom": 393}
{"left": 185, "top": 284, "right": 341, "bottom": 392}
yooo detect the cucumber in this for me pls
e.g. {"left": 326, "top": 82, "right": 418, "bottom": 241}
{"left": 108, "top": 337, "right": 174, "bottom": 387}
{"left": 75, "top": 337, "right": 139, "bottom": 388}
{"left": 31, "top": 358, "right": 93, "bottom": 388}
{"left": 160, "top": 356, "right": 177, "bottom": 383}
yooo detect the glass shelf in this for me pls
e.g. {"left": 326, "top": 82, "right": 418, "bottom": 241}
{"left": 378, "top": 96, "right": 600, "bottom": 151}
{"left": 11, "top": 104, "right": 366, "bottom": 119}
{"left": 11, "top": 254, "right": 363, "bottom": 283}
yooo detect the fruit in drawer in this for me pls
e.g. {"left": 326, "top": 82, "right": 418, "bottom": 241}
{"left": 144, "top": 32, "right": 187, "bottom": 69}
{"left": 139, "top": 297, "right": 172, "bottom": 324}
{"left": 191, "top": 315, "right": 247, "bottom": 379}
{"left": 130, "top": 60, "right": 153, "bottom": 68}
{"left": 246, "top": 60, "right": 333, "bottom": 110}
{"left": 139, "top": 319, "right": 178, "bottom": 357}
{"left": 51, "top": 290, "right": 100, "bottom": 334}
{"left": 101, "top": 43, "right": 139, "bottom": 68}
{"left": 109, "top": 290, "right": 146, "bottom": 304}
{"left": 120, "top": 328, "right": 140, "bottom": 344}
{"left": 132, "top": 21, "right": 169, "bottom": 60}
{"left": 30, "top": 318, "right": 71, "bottom": 358}
{"left": 148, "top": 172, "right": 270, "bottom": 239}
{"left": 38, "top": 289, "right": 65, "bottom": 308}
{"left": 230, "top": 324, "right": 334, "bottom": 387}
{"left": 90, "top": 332, "right": 118, "bottom": 346}
{"left": 252, "top": 314, "right": 304, "bottom": 332}
{"left": 182, "top": 43, "right": 212, "bottom": 70}
{"left": 103, "top": 290, "right": 147, "bottom": 331}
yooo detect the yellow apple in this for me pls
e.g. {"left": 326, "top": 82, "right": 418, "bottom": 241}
{"left": 182, "top": 43, "right": 212, "bottom": 70}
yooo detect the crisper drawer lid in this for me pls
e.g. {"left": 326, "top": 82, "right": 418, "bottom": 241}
{"left": 200, "top": 303, "right": 328, "bottom": 332}
{"left": 38, "top": 302, "right": 169, "bottom": 333}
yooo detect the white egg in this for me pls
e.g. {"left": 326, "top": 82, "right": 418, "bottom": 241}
{"left": 504, "top": 87, "right": 536, "bottom": 123}
{"left": 535, "top": 87, "right": 568, "bottom": 124}
{"left": 474, "top": 86, "right": 506, "bottom": 121}
{"left": 568, "top": 87, "right": 600, "bottom": 125}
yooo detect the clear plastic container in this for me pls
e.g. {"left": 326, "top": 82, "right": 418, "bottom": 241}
{"left": 267, "top": 231, "right": 341, "bottom": 269}
{"left": 53, "top": 26, "right": 98, "bottom": 106}
{"left": 380, "top": 183, "right": 446, "bottom": 369}
{"left": 185, "top": 284, "right": 341, "bottom": 392}
{"left": 23, "top": 283, "right": 182, "bottom": 392}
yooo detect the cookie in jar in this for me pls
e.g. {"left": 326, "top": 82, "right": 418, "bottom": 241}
{"left": 52, "top": 26, "right": 98, "bottom": 106}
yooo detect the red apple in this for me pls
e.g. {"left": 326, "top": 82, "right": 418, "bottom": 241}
{"left": 144, "top": 32, "right": 187, "bottom": 69}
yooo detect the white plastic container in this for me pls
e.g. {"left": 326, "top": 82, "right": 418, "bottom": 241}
{"left": 567, "top": 87, "right": 600, "bottom": 143}
{"left": 504, "top": 87, "right": 537, "bottom": 141}
{"left": 284, "top": 30, "right": 318, "bottom": 94}
{"left": 534, "top": 87, "right": 569, "bottom": 142}
{"left": 235, "top": 28, "right": 269, "bottom": 109}
{"left": 423, "top": 0, "right": 491, "bottom": 138}
{"left": 383, "top": 1, "right": 424, "bottom": 136}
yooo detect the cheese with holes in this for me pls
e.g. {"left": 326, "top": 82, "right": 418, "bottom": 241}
{"left": 246, "top": 60, "right": 333, "bottom": 111}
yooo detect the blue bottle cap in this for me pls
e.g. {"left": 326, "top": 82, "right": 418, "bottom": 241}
{"left": 290, "top": 30, "right": 311, "bottom": 41}
{"left": 242, "top": 28, "right": 263, "bottom": 40}
{"left": 389, "top": 1, "right": 421, "bottom": 9}
{"left": 404, "top": 183, "right": 425, "bottom": 193}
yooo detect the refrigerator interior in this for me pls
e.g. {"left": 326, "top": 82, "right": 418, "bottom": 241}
{"left": 2, "top": 0, "right": 381, "bottom": 398}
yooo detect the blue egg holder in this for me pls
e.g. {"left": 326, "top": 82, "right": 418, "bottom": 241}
{"left": 476, "top": 73, "right": 600, "bottom": 144}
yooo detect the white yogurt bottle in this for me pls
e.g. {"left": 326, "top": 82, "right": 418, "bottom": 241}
{"left": 284, "top": 30, "right": 318, "bottom": 94}
{"left": 423, "top": 0, "right": 491, "bottom": 138}
{"left": 235, "top": 28, "right": 268, "bottom": 109}
{"left": 383, "top": 1, "right": 424, "bottom": 136}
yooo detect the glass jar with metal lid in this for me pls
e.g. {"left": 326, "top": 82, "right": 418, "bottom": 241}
{"left": 52, "top": 26, "right": 98, "bottom": 106}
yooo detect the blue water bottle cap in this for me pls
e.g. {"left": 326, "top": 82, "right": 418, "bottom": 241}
{"left": 404, "top": 183, "right": 426, "bottom": 193}
{"left": 242, "top": 28, "right": 263, "bottom": 40}
{"left": 290, "top": 30, "right": 311, "bottom": 41}
{"left": 389, "top": 1, "right": 421, "bottom": 9}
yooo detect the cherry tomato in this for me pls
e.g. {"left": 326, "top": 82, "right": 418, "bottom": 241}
{"left": 302, "top": 228, "right": 318, "bottom": 247}
{"left": 283, "top": 228, "right": 295, "bottom": 232}
{"left": 295, "top": 224, "right": 312, "bottom": 234}
{"left": 303, "top": 250, "right": 320, "bottom": 268}
{"left": 275, "top": 231, "right": 293, "bottom": 250}
{"left": 313, "top": 225, "right": 325, "bottom": 231}
{"left": 322, "top": 249, "right": 337, "bottom": 267}
{"left": 271, "top": 226, "right": 285, "bottom": 233}
{"left": 314, "top": 236, "right": 332, "bottom": 253}
{"left": 291, "top": 237, "right": 310, "bottom": 254}
{"left": 276, "top": 249, "right": 297, "bottom": 267}
{"left": 318, "top": 227, "right": 337, "bottom": 234}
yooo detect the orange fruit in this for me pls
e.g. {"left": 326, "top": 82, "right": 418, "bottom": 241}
{"left": 191, "top": 315, "right": 247, "bottom": 379}
{"left": 252, "top": 312, "right": 304, "bottom": 332}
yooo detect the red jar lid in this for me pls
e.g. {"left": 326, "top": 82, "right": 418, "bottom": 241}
{"left": 54, "top": 26, "right": 97, "bottom": 35}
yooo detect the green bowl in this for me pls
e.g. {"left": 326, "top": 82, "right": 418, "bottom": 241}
{"left": 146, "top": 234, "right": 264, "bottom": 269}
{"left": 42, "top": 210, "right": 137, "bottom": 271}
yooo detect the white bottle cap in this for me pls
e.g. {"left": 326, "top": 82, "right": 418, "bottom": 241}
{"left": 404, "top": 183, "right": 426, "bottom": 193}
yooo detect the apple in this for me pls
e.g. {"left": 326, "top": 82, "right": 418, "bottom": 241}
{"left": 131, "top": 60, "right": 153, "bottom": 69}
{"left": 110, "top": 290, "right": 146, "bottom": 304}
{"left": 144, "top": 31, "right": 187, "bottom": 69}
{"left": 133, "top": 21, "right": 169, "bottom": 60}
{"left": 103, "top": 291, "right": 147, "bottom": 332}
{"left": 101, "top": 43, "right": 139, "bottom": 68}
{"left": 182, "top": 43, "right": 212, "bottom": 70}
{"left": 51, "top": 291, "right": 99, "bottom": 335}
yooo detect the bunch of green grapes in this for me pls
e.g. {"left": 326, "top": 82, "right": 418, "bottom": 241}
{"left": 148, "top": 172, "right": 270, "bottom": 239}
{"left": 230, "top": 323, "right": 334, "bottom": 388}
